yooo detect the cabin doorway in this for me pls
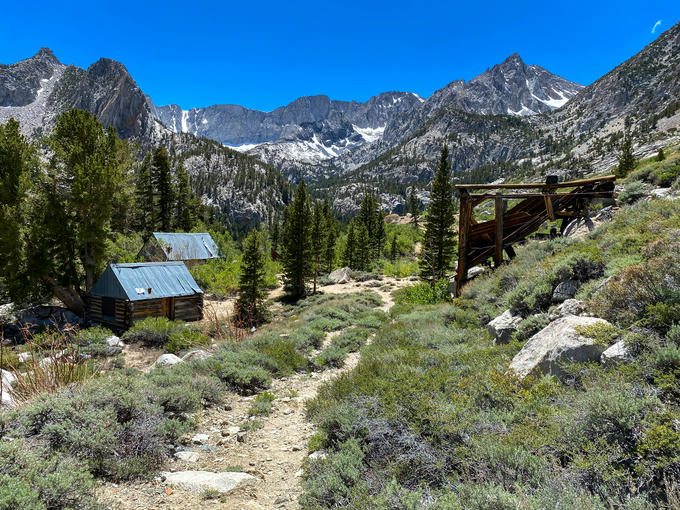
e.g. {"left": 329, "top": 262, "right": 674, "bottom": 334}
{"left": 162, "top": 297, "right": 175, "bottom": 320}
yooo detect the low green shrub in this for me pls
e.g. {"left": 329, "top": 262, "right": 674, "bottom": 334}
{"left": 122, "top": 317, "right": 187, "bottom": 347}
{"left": 249, "top": 391, "right": 276, "bottom": 416}
{"left": 314, "top": 345, "right": 348, "bottom": 369}
{"left": 165, "top": 329, "right": 210, "bottom": 354}
{"left": 392, "top": 279, "right": 449, "bottom": 305}
{"left": 0, "top": 441, "right": 98, "bottom": 509}
{"left": 332, "top": 328, "right": 371, "bottom": 352}
{"left": 74, "top": 326, "right": 116, "bottom": 358}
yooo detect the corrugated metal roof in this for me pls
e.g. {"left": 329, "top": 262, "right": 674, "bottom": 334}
{"left": 152, "top": 232, "right": 220, "bottom": 261}
{"left": 90, "top": 262, "right": 203, "bottom": 301}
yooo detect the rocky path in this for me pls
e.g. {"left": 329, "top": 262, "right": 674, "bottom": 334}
{"left": 98, "top": 278, "right": 405, "bottom": 509}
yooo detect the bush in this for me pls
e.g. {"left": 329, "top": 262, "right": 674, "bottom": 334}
{"left": 74, "top": 326, "right": 116, "bottom": 358}
{"left": 314, "top": 345, "right": 348, "bottom": 369}
{"left": 393, "top": 279, "right": 450, "bottom": 305}
{"left": 618, "top": 180, "right": 652, "bottom": 204}
{"left": 333, "top": 328, "right": 371, "bottom": 352}
{"left": 249, "top": 391, "right": 276, "bottom": 416}
{"left": 382, "top": 259, "right": 419, "bottom": 278}
{"left": 300, "top": 439, "right": 365, "bottom": 509}
{"left": 513, "top": 313, "right": 549, "bottom": 342}
{"left": 208, "top": 351, "right": 272, "bottom": 394}
{"left": 164, "top": 329, "right": 210, "bottom": 355}
{"left": 0, "top": 441, "right": 98, "bottom": 509}
{"left": 122, "top": 317, "right": 187, "bottom": 347}
{"left": 654, "top": 345, "right": 680, "bottom": 371}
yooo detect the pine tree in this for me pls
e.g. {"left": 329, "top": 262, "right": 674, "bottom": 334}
{"left": 281, "top": 179, "right": 312, "bottom": 299}
{"left": 375, "top": 212, "right": 386, "bottom": 258}
{"left": 616, "top": 136, "right": 636, "bottom": 179}
{"left": 390, "top": 235, "right": 398, "bottom": 262}
{"left": 354, "top": 222, "right": 370, "bottom": 271}
{"left": 0, "top": 118, "right": 37, "bottom": 303}
{"left": 408, "top": 187, "right": 420, "bottom": 229}
{"left": 234, "top": 231, "right": 268, "bottom": 325}
{"left": 657, "top": 148, "right": 666, "bottom": 161}
{"left": 322, "top": 199, "right": 336, "bottom": 272}
{"left": 174, "top": 163, "right": 196, "bottom": 232}
{"left": 343, "top": 221, "right": 356, "bottom": 268}
{"left": 134, "top": 154, "right": 155, "bottom": 237}
{"left": 311, "top": 201, "right": 325, "bottom": 293}
{"left": 271, "top": 214, "right": 280, "bottom": 255}
{"left": 152, "top": 146, "right": 174, "bottom": 231}
{"left": 420, "top": 144, "right": 456, "bottom": 285}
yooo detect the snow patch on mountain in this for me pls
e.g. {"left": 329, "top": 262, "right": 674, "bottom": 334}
{"left": 353, "top": 124, "right": 385, "bottom": 143}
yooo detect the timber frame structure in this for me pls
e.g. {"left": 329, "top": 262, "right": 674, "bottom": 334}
{"left": 454, "top": 175, "right": 616, "bottom": 297}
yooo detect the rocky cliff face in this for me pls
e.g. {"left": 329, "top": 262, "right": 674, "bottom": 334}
{"left": 0, "top": 49, "right": 289, "bottom": 228}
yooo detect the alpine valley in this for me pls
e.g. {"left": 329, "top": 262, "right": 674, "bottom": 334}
{"left": 1, "top": 20, "right": 679, "bottom": 220}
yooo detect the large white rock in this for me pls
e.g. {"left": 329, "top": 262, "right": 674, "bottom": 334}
{"left": 549, "top": 299, "right": 586, "bottom": 320}
{"left": 487, "top": 310, "right": 523, "bottom": 345}
{"left": 509, "top": 316, "right": 610, "bottom": 380}
{"left": 552, "top": 280, "right": 579, "bottom": 302}
{"left": 105, "top": 335, "right": 123, "bottom": 347}
{"left": 154, "top": 354, "right": 183, "bottom": 367}
{"left": 1, "top": 369, "right": 17, "bottom": 388}
{"left": 182, "top": 349, "right": 212, "bottom": 362}
{"left": 328, "top": 267, "right": 352, "bottom": 284}
{"left": 174, "top": 451, "right": 200, "bottom": 463}
{"left": 0, "top": 389, "right": 15, "bottom": 409}
{"left": 601, "top": 340, "right": 630, "bottom": 365}
{"left": 161, "top": 471, "right": 257, "bottom": 493}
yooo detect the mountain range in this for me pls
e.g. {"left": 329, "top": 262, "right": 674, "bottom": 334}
{"left": 1, "top": 20, "right": 679, "bottom": 220}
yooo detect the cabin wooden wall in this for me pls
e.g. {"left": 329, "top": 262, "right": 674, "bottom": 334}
{"left": 85, "top": 294, "right": 129, "bottom": 330}
{"left": 87, "top": 293, "right": 203, "bottom": 329}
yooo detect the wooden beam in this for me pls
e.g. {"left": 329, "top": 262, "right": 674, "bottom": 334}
{"left": 455, "top": 175, "right": 616, "bottom": 191}
{"left": 494, "top": 195, "right": 504, "bottom": 268}
{"left": 455, "top": 192, "right": 472, "bottom": 297}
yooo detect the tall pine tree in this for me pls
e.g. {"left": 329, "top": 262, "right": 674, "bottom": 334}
{"left": 311, "top": 201, "right": 325, "bottom": 293}
{"left": 408, "top": 187, "right": 420, "bottom": 229}
{"left": 343, "top": 221, "right": 356, "bottom": 268}
{"left": 174, "top": 162, "right": 197, "bottom": 231}
{"left": 420, "top": 144, "right": 455, "bottom": 284}
{"left": 234, "top": 231, "right": 268, "bottom": 325}
{"left": 134, "top": 154, "right": 155, "bottom": 237}
{"left": 322, "top": 199, "right": 336, "bottom": 272}
{"left": 152, "top": 147, "right": 174, "bottom": 231}
{"left": 281, "top": 179, "right": 312, "bottom": 299}
{"left": 616, "top": 136, "right": 636, "bottom": 179}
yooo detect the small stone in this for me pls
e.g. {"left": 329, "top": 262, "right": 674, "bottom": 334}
{"left": 291, "top": 445, "right": 301, "bottom": 452}
{"left": 308, "top": 451, "right": 327, "bottom": 460}
{"left": 274, "top": 497, "right": 289, "bottom": 505}
{"left": 174, "top": 451, "right": 200, "bottom": 462}
{"left": 154, "top": 353, "right": 183, "bottom": 366}
{"left": 237, "top": 432, "right": 247, "bottom": 443}
{"left": 192, "top": 433, "right": 210, "bottom": 445}
{"left": 552, "top": 280, "right": 579, "bottom": 302}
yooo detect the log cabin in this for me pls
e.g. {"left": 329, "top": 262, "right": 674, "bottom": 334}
{"left": 85, "top": 262, "right": 203, "bottom": 330}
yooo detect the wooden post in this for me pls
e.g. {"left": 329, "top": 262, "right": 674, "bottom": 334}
{"left": 494, "top": 193, "right": 504, "bottom": 268}
{"left": 455, "top": 190, "right": 472, "bottom": 297}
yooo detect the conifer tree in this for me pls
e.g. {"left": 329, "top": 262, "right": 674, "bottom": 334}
{"left": 322, "top": 199, "right": 336, "bottom": 272}
{"left": 408, "top": 187, "right": 420, "bottom": 229}
{"left": 343, "top": 221, "right": 356, "bottom": 268}
{"left": 271, "top": 213, "right": 280, "bottom": 255}
{"left": 354, "top": 222, "right": 370, "bottom": 271}
{"left": 657, "top": 148, "right": 666, "bottom": 161}
{"left": 311, "top": 201, "right": 325, "bottom": 293}
{"left": 616, "top": 136, "right": 636, "bottom": 179}
{"left": 134, "top": 154, "right": 154, "bottom": 237}
{"left": 420, "top": 144, "right": 456, "bottom": 284}
{"left": 234, "top": 231, "right": 268, "bottom": 325}
{"left": 390, "top": 235, "right": 398, "bottom": 262}
{"left": 152, "top": 146, "right": 174, "bottom": 231}
{"left": 375, "top": 211, "right": 386, "bottom": 258}
{"left": 0, "top": 118, "right": 37, "bottom": 302}
{"left": 174, "top": 163, "right": 196, "bottom": 231}
{"left": 281, "top": 179, "right": 312, "bottom": 299}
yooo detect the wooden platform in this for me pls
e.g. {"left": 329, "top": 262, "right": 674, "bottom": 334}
{"left": 454, "top": 175, "right": 616, "bottom": 297}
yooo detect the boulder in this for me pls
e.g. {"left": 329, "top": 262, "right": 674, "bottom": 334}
{"left": 552, "top": 280, "right": 579, "bottom": 302}
{"left": 182, "top": 349, "right": 212, "bottom": 362}
{"left": 487, "top": 310, "right": 523, "bottom": 345}
{"left": 549, "top": 299, "right": 585, "bottom": 320}
{"left": 105, "top": 335, "right": 123, "bottom": 347}
{"left": 191, "top": 433, "right": 210, "bottom": 445}
{"left": 174, "top": 451, "right": 200, "bottom": 463}
{"left": 1, "top": 369, "right": 17, "bottom": 388}
{"left": 563, "top": 217, "right": 596, "bottom": 238}
{"left": 154, "top": 353, "right": 183, "bottom": 367}
{"left": 508, "top": 316, "right": 611, "bottom": 380}
{"left": 650, "top": 188, "right": 672, "bottom": 199}
{"left": 601, "top": 340, "right": 630, "bottom": 365}
{"left": 17, "top": 352, "right": 32, "bottom": 363}
{"left": 161, "top": 471, "right": 257, "bottom": 493}
{"left": 0, "top": 389, "right": 16, "bottom": 409}
{"left": 328, "top": 267, "right": 352, "bottom": 284}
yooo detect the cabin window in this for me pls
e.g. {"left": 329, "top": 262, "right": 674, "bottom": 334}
{"left": 102, "top": 297, "right": 116, "bottom": 318}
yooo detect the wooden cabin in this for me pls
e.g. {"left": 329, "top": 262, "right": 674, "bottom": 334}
{"left": 86, "top": 262, "right": 203, "bottom": 330}
{"left": 138, "top": 232, "right": 220, "bottom": 267}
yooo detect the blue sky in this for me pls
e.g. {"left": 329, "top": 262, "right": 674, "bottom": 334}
{"left": 1, "top": 1, "right": 677, "bottom": 111}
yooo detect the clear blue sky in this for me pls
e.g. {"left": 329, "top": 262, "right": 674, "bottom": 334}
{"left": 1, "top": 1, "right": 677, "bottom": 111}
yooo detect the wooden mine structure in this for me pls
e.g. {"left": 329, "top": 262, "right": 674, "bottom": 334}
{"left": 453, "top": 175, "right": 616, "bottom": 297}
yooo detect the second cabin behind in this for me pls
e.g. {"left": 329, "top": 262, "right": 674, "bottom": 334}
{"left": 139, "top": 232, "right": 220, "bottom": 267}
{"left": 85, "top": 261, "right": 204, "bottom": 330}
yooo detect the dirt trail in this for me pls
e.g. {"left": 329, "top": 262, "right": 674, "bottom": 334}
{"left": 99, "top": 277, "right": 409, "bottom": 509}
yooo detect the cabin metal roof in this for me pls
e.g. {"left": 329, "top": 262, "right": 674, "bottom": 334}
{"left": 151, "top": 232, "right": 220, "bottom": 261}
{"left": 90, "top": 262, "right": 203, "bottom": 301}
